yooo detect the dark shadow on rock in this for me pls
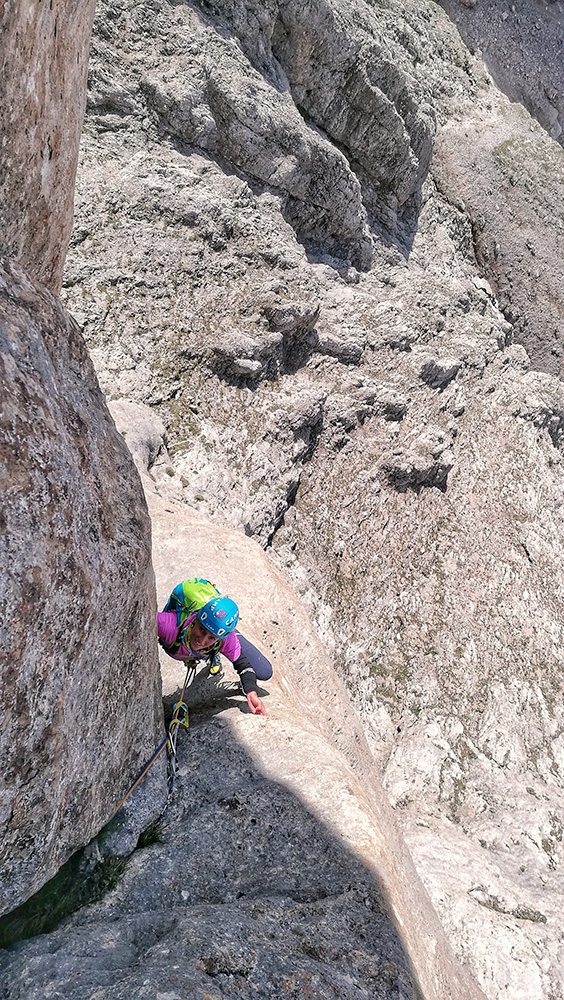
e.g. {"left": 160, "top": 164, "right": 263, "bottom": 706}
{"left": 163, "top": 670, "right": 271, "bottom": 724}
{"left": 0, "top": 709, "right": 426, "bottom": 1000}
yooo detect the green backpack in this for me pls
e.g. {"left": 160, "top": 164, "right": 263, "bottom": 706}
{"left": 163, "top": 577, "right": 220, "bottom": 628}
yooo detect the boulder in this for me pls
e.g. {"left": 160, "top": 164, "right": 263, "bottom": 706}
{"left": 0, "top": 260, "right": 165, "bottom": 916}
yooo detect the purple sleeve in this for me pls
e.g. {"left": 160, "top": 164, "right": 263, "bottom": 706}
{"left": 219, "top": 630, "right": 241, "bottom": 662}
{"left": 157, "top": 611, "right": 180, "bottom": 647}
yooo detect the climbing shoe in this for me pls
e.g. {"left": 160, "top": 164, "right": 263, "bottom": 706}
{"left": 209, "top": 652, "right": 222, "bottom": 678}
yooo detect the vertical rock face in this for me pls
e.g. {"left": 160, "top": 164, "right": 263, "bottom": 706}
{"left": 0, "top": 0, "right": 97, "bottom": 292}
{"left": 59, "top": 0, "right": 564, "bottom": 994}
{"left": 0, "top": 0, "right": 166, "bottom": 915}
{"left": 0, "top": 259, "right": 164, "bottom": 915}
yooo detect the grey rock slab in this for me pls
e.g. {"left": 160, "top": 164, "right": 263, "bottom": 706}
{"left": 95, "top": 0, "right": 373, "bottom": 266}
{"left": 419, "top": 354, "right": 462, "bottom": 390}
{"left": 0, "top": 0, "right": 97, "bottom": 291}
{"left": 437, "top": 0, "right": 564, "bottom": 143}
{"left": 393, "top": 793, "right": 564, "bottom": 1000}
{"left": 0, "top": 488, "right": 486, "bottom": 1000}
{"left": 0, "top": 260, "right": 166, "bottom": 914}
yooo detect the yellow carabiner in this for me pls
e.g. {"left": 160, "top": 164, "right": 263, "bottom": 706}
{"left": 172, "top": 700, "right": 190, "bottom": 729}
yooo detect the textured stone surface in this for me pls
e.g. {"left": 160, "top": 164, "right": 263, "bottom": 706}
{"left": 0, "top": 465, "right": 486, "bottom": 1000}
{"left": 0, "top": 0, "right": 97, "bottom": 292}
{"left": 53, "top": 0, "right": 564, "bottom": 996}
{"left": 0, "top": 260, "right": 166, "bottom": 916}
{"left": 437, "top": 0, "right": 564, "bottom": 144}
{"left": 278, "top": 350, "right": 564, "bottom": 999}
{"left": 431, "top": 0, "right": 564, "bottom": 375}
{"left": 433, "top": 106, "right": 564, "bottom": 376}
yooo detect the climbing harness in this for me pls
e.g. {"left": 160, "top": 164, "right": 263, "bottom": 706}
{"left": 111, "top": 661, "right": 197, "bottom": 818}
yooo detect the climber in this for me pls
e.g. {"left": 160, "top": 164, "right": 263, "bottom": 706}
{"left": 157, "top": 580, "right": 272, "bottom": 716}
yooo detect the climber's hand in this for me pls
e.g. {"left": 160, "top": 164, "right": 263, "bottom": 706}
{"left": 246, "top": 691, "right": 267, "bottom": 716}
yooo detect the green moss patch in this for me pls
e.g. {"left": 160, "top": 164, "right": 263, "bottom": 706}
{"left": 0, "top": 853, "right": 127, "bottom": 950}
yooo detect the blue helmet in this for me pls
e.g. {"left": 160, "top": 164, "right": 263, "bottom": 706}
{"left": 197, "top": 596, "right": 239, "bottom": 638}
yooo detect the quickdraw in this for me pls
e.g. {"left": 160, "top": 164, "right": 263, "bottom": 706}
{"left": 166, "top": 663, "right": 196, "bottom": 788}
{"left": 111, "top": 662, "right": 196, "bottom": 818}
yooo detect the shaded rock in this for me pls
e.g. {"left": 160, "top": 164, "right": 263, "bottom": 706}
{"left": 0, "top": 719, "right": 474, "bottom": 999}
{"left": 379, "top": 426, "right": 455, "bottom": 492}
{"left": 323, "top": 382, "right": 410, "bottom": 452}
{"left": 211, "top": 330, "right": 264, "bottom": 380}
{"left": 514, "top": 370, "right": 564, "bottom": 449}
{"left": 437, "top": 0, "right": 564, "bottom": 143}
{"left": 0, "top": 260, "right": 166, "bottom": 915}
{"left": 0, "top": 0, "right": 97, "bottom": 291}
{"left": 361, "top": 384, "right": 410, "bottom": 422}
{"left": 419, "top": 354, "right": 461, "bottom": 389}
{"left": 262, "top": 298, "right": 320, "bottom": 334}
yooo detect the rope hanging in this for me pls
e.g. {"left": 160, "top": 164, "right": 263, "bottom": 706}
{"left": 166, "top": 663, "right": 196, "bottom": 787}
{"left": 111, "top": 662, "right": 196, "bottom": 819}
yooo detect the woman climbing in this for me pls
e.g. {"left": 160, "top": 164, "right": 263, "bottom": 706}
{"left": 157, "top": 578, "right": 272, "bottom": 716}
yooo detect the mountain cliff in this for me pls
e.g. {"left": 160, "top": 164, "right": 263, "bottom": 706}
{"left": 2, "top": 417, "right": 486, "bottom": 1000}
{"left": 0, "top": 0, "right": 166, "bottom": 919}
{"left": 2, "top": 0, "right": 564, "bottom": 997}
{"left": 57, "top": 0, "right": 564, "bottom": 996}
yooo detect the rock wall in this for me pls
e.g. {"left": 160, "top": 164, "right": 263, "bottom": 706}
{"left": 431, "top": 0, "right": 564, "bottom": 375}
{"left": 0, "top": 0, "right": 97, "bottom": 293}
{"left": 436, "top": 0, "right": 564, "bottom": 145}
{"left": 0, "top": 431, "right": 486, "bottom": 1000}
{"left": 55, "top": 0, "right": 564, "bottom": 996}
{"left": 0, "top": 260, "right": 165, "bottom": 915}
{"left": 0, "top": 0, "right": 167, "bottom": 916}
{"left": 433, "top": 91, "right": 564, "bottom": 377}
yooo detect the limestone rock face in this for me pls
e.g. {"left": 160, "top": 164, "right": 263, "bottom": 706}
{"left": 58, "top": 0, "right": 564, "bottom": 996}
{"left": 437, "top": 0, "right": 564, "bottom": 145}
{"left": 0, "top": 260, "right": 165, "bottom": 916}
{"left": 433, "top": 108, "right": 564, "bottom": 377}
{"left": 0, "top": 466, "right": 486, "bottom": 1000}
{"left": 0, "top": 0, "right": 97, "bottom": 292}
{"left": 432, "top": 1, "right": 564, "bottom": 375}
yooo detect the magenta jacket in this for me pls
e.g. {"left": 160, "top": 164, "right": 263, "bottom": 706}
{"left": 157, "top": 611, "right": 242, "bottom": 662}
